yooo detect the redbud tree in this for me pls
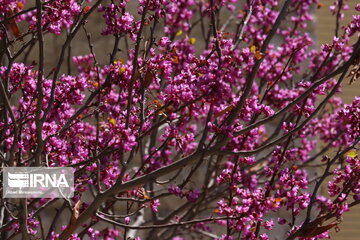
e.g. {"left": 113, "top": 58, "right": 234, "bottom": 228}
{"left": 0, "top": 0, "right": 360, "bottom": 239}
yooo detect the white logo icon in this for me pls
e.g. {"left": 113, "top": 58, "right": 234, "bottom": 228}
{"left": 7, "top": 173, "right": 29, "bottom": 188}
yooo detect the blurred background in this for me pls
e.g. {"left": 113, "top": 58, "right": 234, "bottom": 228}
{"left": 316, "top": 1, "right": 360, "bottom": 240}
